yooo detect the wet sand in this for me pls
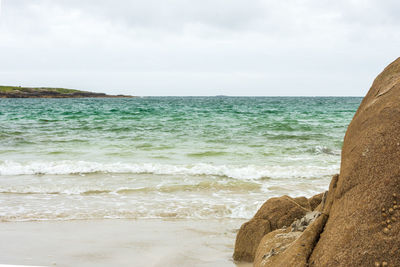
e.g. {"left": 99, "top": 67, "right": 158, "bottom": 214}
{"left": 0, "top": 219, "right": 252, "bottom": 267}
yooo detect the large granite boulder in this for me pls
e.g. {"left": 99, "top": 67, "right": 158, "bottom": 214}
{"left": 309, "top": 57, "right": 400, "bottom": 266}
{"left": 233, "top": 195, "right": 311, "bottom": 262}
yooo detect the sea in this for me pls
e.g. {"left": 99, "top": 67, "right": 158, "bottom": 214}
{"left": 0, "top": 97, "right": 362, "bottom": 222}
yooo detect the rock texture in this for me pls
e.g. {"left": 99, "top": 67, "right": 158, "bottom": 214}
{"left": 253, "top": 196, "right": 312, "bottom": 230}
{"left": 233, "top": 195, "right": 314, "bottom": 262}
{"left": 290, "top": 211, "right": 321, "bottom": 232}
{"left": 254, "top": 228, "right": 301, "bottom": 266}
{"left": 308, "top": 193, "right": 324, "bottom": 211}
{"left": 308, "top": 57, "right": 400, "bottom": 266}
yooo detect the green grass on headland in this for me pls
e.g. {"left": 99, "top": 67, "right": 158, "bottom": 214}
{"left": 0, "top": 85, "right": 133, "bottom": 98}
{"left": 0, "top": 85, "right": 83, "bottom": 94}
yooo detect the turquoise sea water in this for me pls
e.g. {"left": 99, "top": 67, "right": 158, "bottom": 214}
{"left": 0, "top": 97, "right": 361, "bottom": 221}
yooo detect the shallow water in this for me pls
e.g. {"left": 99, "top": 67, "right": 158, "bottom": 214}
{"left": 0, "top": 97, "right": 361, "bottom": 221}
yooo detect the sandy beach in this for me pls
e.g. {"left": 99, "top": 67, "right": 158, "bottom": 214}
{"left": 0, "top": 219, "right": 252, "bottom": 267}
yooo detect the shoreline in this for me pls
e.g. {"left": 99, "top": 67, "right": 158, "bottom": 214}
{"left": 0, "top": 218, "right": 251, "bottom": 267}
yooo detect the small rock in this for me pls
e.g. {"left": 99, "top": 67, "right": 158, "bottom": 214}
{"left": 383, "top": 227, "right": 390, "bottom": 234}
{"left": 382, "top": 261, "right": 388, "bottom": 267}
{"left": 375, "top": 262, "right": 381, "bottom": 267}
{"left": 291, "top": 211, "right": 320, "bottom": 232}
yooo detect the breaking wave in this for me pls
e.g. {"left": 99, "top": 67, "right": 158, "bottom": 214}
{"left": 0, "top": 160, "right": 339, "bottom": 180}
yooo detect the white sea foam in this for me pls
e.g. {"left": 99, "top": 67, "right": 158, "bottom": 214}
{"left": 0, "top": 160, "right": 337, "bottom": 221}
{"left": 0, "top": 160, "right": 339, "bottom": 180}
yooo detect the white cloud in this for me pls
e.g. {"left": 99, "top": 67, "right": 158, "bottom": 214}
{"left": 0, "top": 0, "right": 399, "bottom": 95}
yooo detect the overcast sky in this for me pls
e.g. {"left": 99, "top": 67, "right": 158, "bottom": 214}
{"left": 0, "top": 0, "right": 399, "bottom": 96}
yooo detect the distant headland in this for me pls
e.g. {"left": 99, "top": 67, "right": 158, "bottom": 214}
{"left": 0, "top": 85, "right": 134, "bottom": 98}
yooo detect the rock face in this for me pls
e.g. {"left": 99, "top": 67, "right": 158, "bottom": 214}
{"left": 308, "top": 193, "right": 324, "bottom": 211}
{"left": 308, "top": 57, "right": 400, "bottom": 266}
{"left": 233, "top": 195, "right": 313, "bottom": 262}
{"left": 254, "top": 228, "right": 301, "bottom": 266}
{"left": 233, "top": 218, "right": 272, "bottom": 262}
{"left": 253, "top": 196, "right": 312, "bottom": 230}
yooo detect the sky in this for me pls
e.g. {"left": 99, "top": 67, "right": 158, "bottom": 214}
{"left": 0, "top": 0, "right": 399, "bottom": 96}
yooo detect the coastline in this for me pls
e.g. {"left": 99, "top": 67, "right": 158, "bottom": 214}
{"left": 0, "top": 218, "right": 251, "bottom": 267}
{"left": 0, "top": 86, "right": 134, "bottom": 98}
